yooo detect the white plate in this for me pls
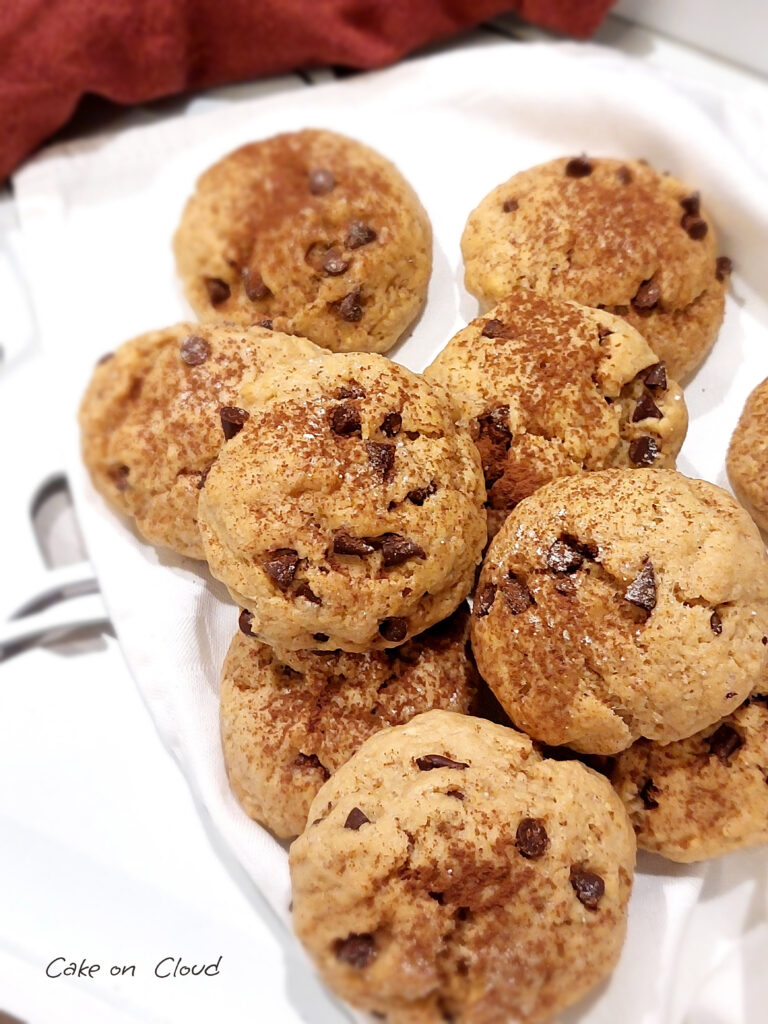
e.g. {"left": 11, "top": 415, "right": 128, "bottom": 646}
{"left": 13, "top": 40, "right": 768, "bottom": 1023}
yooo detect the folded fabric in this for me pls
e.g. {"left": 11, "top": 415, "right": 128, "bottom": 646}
{"left": 1, "top": 0, "right": 615, "bottom": 182}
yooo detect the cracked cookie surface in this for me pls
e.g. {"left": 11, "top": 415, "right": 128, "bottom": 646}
{"left": 470, "top": 469, "right": 768, "bottom": 755}
{"left": 221, "top": 606, "right": 477, "bottom": 838}
{"left": 289, "top": 709, "right": 635, "bottom": 1024}
{"left": 197, "top": 351, "right": 487, "bottom": 651}
{"left": 612, "top": 688, "right": 768, "bottom": 862}
{"left": 78, "top": 321, "right": 320, "bottom": 558}
{"left": 461, "top": 156, "right": 730, "bottom": 381}
{"left": 727, "top": 376, "right": 768, "bottom": 533}
{"left": 174, "top": 129, "right": 432, "bottom": 353}
{"left": 425, "top": 291, "right": 687, "bottom": 537}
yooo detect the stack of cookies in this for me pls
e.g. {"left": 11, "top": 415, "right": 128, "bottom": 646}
{"left": 79, "top": 132, "right": 768, "bottom": 1023}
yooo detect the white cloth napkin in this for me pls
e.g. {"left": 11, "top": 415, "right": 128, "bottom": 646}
{"left": 12, "top": 40, "right": 768, "bottom": 1023}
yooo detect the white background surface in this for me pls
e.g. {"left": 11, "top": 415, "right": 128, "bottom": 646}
{"left": 2, "top": 13, "right": 768, "bottom": 1024}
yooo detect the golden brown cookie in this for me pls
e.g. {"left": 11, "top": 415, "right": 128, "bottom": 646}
{"left": 461, "top": 156, "right": 732, "bottom": 381}
{"left": 727, "top": 376, "right": 768, "bottom": 533}
{"left": 174, "top": 129, "right": 432, "bottom": 353}
{"left": 425, "top": 291, "right": 687, "bottom": 536}
{"left": 221, "top": 606, "right": 478, "bottom": 839}
{"left": 471, "top": 469, "right": 768, "bottom": 755}
{"left": 612, "top": 689, "right": 768, "bottom": 862}
{"left": 78, "top": 321, "right": 320, "bottom": 558}
{"left": 198, "top": 350, "right": 487, "bottom": 652}
{"left": 290, "top": 710, "right": 635, "bottom": 1024}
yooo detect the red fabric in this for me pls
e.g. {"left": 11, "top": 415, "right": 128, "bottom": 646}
{"left": 1, "top": 0, "right": 615, "bottom": 182}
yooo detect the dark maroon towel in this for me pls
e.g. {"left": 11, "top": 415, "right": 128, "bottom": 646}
{"left": 1, "top": 0, "right": 615, "bottom": 181}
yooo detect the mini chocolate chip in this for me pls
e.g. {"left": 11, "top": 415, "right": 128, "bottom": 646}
{"left": 716, "top": 256, "right": 733, "bottom": 281}
{"left": 639, "top": 778, "right": 660, "bottom": 809}
{"left": 632, "top": 279, "right": 661, "bottom": 310}
{"left": 196, "top": 465, "right": 212, "bottom": 490}
{"left": 179, "top": 334, "right": 210, "bottom": 366}
{"left": 238, "top": 608, "right": 256, "bottom": 636}
{"left": 294, "top": 582, "right": 321, "bottom": 604}
{"left": 565, "top": 155, "right": 593, "bottom": 178}
{"left": 335, "top": 934, "right": 376, "bottom": 968}
{"left": 241, "top": 267, "right": 271, "bottom": 301}
{"left": 616, "top": 166, "right": 632, "bottom": 184}
{"left": 258, "top": 318, "right": 274, "bottom": 329}
{"left": 502, "top": 198, "right": 519, "bottom": 212}
{"left": 479, "top": 405, "right": 511, "bottom": 443}
{"left": 220, "top": 405, "right": 250, "bottom": 440}
{"left": 474, "top": 582, "right": 497, "bottom": 617}
{"left": 405, "top": 430, "right": 420, "bottom": 440}
{"left": 763, "top": 636, "right": 768, "bottom": 645}
{"left": 333, "top": 532, "right": 375, "bottom": 557}
{"left": 335, "top": 382, "right": 366, "bottom": 399}
{"left": 708, "top": 723, "right": 743, "bottom": 764}
{"left": 262, "top": 549, "right": 300, "bottom": 590}
{"left": 624, "top": 561, "right": 656, "bottom": 612}
{"left": 446, "top": 789, "right": 465, "bottom": 800}
{"left": 204, "top": 276, "right": 230, "bottom": 305}
{"left": 365, "top": 441, "right": 395, "bottom": 479}
{"left": 681, "top": 213, "right": 708, "bottom": 240}
{"left": 294, "top": 752, "right": 330, "bottom": 778}
{"left": 380, "top": 411, "right": 402, "bottom": 437}
{"left": 711, "top": 610, "right": 723, "bottom": 635}
{"left": 111, "top": 465, "right": 130, "bottom": 491}
{"left": 500, "top": 573, "right": 534, "bottom": 614}
{"left": 680, "top": 192, "right": 700, "bottom": 216}
{"left": 643, "top": 362, "right": 667, "bottom": 391}
{"left": 546, "top": 539, "right": 584, "bottom": 575}
{"left": 309, "top": 168, "right": 335, "bottom": 195}
{"left": 379, "top": 617, "right": 407, "bottom": 642}
{"left": 313, "top": 632, "right": 329, "bottom": 643}
{"left": 97, "top": 351, "right": 114, "bottom": 365}
{"left": 322, "top": 248, "right": 350, "bottom": 276}
{"left": 416, "top": 754, "right": 469, "bottom": 771}
{"left": 628, "top": 436, "right": 660, "bottom": 466}
{"left": 346, "top": 222, "right": 377, "bottom": 248}
{"left": 726, "top": 692, "right": 737, "bottom": 699}
{"left": 407, "top": 481, "right": 437, "bottom": 506}
{"left": 481, "top": 319, "right": 506, "bottom": 339}
{"left": 516, "top": 818, "right": 549, "bottom": 859}
{"left": 378, "top": 534, "right": 426, "bottom": 567}
{"left": 633, "top": 392, "right": 663, "bottom": 422}
{"left": 570, "top": 867, "right": 605, "bottom": 909}
{"left": 344, "top": 807, "right": 370, "bottom": 830}
{"left": 338, "top": 289, "right": 363, "bottom": 322}
{"left": 330, "top": 404, "right": 361, "bottom": 436}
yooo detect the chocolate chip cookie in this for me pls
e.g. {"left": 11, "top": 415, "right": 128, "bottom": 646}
{"left": 461, "top": 156, "right": 731, "bottom": 381}
{"left": 471, "top": 469, "right": 768, "bottom": 755}
{"left": 290, "top": 709, "right": 635, "bottom": 1023}
{"left": 197, "top": 351, "right": 487, "bottom": 651}
{"left": 612, "top": 689, "right": 768, "bottom": 862}
{"left": 221, "top": 606, "right": 478, "bottom": 838}
{"left": 78, "top": 321, "right": 320, "bottom": 558}
{"left": 174, "top": 129, "right": 432, "bottom": 353}
{"left": 425, "top": 291, "right": 687, "bottom": 537}
{"left": 727, "top": 376, "right": 768, "bottom": 533}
